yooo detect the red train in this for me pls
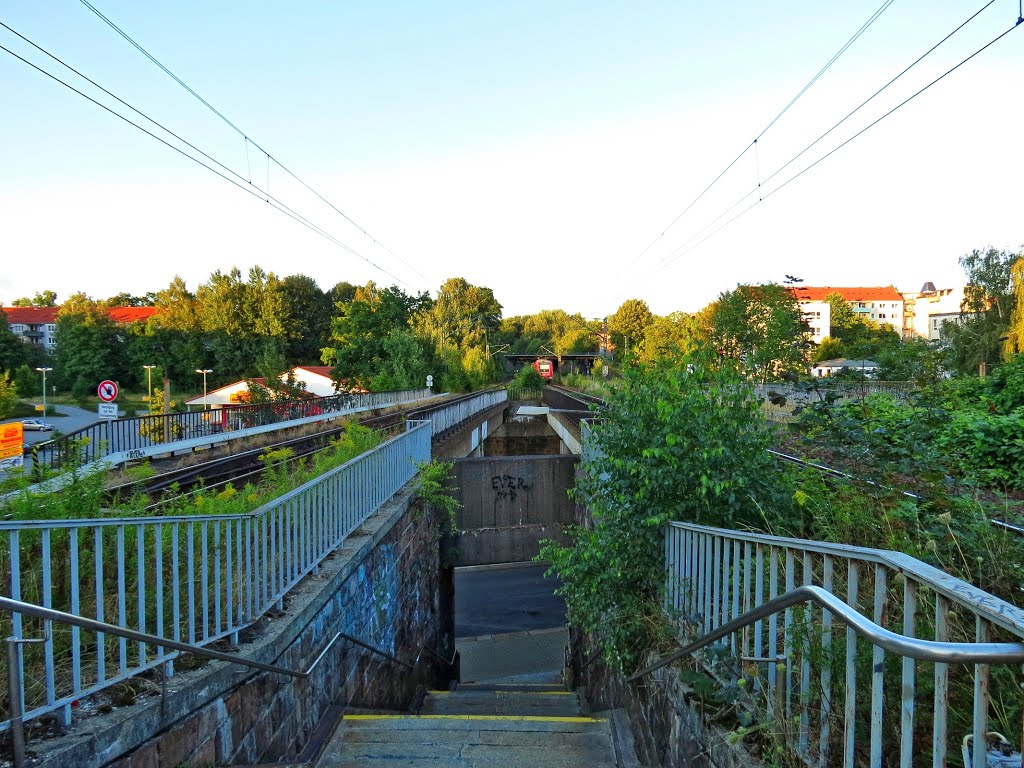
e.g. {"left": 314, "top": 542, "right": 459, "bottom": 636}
{"left": 532, "top": 358, "right": 555, "bottom": 380}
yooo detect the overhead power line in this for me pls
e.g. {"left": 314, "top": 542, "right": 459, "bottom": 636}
{"left": 657, "top": 15, "right": 1024, "bottom": 270}
{"left": 633, "top": 0, "right": 896, "bottom": 264}
{"left": 0, "top": 27, "right": 412, "bottom": 288}
{"left": 77, "top": 0, "right": 427, "bottom": 282}
{"left": 656, "top": 0, "right": 997, "bottom": 269}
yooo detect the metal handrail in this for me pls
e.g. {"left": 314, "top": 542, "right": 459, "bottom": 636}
{"left": 628, "top": 584, "right": 1024, "bottom": 682}
{"left": 337, "top": 632, "right": 413, "bottom": 670}
{"left": 0, "top": 595, "right": 321, "bottom": 678}
{"left": 1, "top": 595, "right": 349, "bottom": 767}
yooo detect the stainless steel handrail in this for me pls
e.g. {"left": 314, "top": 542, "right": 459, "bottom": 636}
{"left": 337, "top": 632, "right": 413, "bottom": 670}
{"left": 0, "top": 595, "right": 356, "bottom": 767}
{"left": 628, "top": 585, "right": 1024, "bottom": 682}
{"left": 0, "top": 595, "right": 319, "bottom": 678}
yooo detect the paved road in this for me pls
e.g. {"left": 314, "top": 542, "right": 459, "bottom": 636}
{"left": 1, "top": 404, "right": 105, "bottom": 474}
{"left": 455, "top": 563, "right": 566, "bottom": 638}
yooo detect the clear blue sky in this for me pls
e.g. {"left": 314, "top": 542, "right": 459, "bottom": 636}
{"left": 1, "top": 1, "right": 1021, "bottom": 318}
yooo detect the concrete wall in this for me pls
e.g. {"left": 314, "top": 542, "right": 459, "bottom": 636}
{"left": 34, "top": 486, "right": 450, "bottom": 768}
{"left": 450, "top": 455, "right": 577, "bottom": 566}
{"left": 432, "top": 404, "right": 506, "bottom": 460}
{"left": 483, "top": 420, "right": 563, "bottom": 456}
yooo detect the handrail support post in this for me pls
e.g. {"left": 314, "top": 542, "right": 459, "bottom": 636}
{"left": 7, "top": 636, "right": 44, "bottom": 768}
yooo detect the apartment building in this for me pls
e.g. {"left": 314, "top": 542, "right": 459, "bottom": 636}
{"left": 900, "top": 282, "right": 968, "bottom": 340}
{"left": 3, "top": 306, "right": 157, "bottom": 351}
{"left": 789, "top": 286, "right": 905, "bottom": 345}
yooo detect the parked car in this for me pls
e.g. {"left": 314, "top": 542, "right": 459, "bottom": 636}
{"left": 22, "top": 419, "right": 55, "bottom": 431}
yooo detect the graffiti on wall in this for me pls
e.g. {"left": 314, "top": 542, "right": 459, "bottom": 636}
{"left": 491, "top": 474, "right": 531, "bottom": 502}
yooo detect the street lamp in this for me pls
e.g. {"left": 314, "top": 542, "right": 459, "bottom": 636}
{"left": 195, "top": 369, "right": 213, "bottom": 410}
{"left": 143, "top": 364, "right": 156, "bottom": 402}
{"left": 35, "top": 367, "right": 53, "bottom": 417}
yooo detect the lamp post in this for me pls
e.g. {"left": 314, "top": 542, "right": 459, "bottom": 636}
{"left": 35, "top": 367, "right": 53, "bottom": 417}
{"left": 195, "top": 369, "right": 213, "bottom": 410}
{"left": 143, "top": 364, "right": 156, "bottom": 402}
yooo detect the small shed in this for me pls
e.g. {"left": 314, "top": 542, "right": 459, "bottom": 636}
{"left": 811, "top": 358, "right": 879, "bottom": 378}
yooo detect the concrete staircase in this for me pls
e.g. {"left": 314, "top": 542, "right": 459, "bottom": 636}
{"left": 317, "top": 679, "right": 622, "bottom": 767}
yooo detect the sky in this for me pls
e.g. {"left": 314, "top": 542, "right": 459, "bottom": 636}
{"left": 1, "top": 1, "right": 1022, "bottom": 319}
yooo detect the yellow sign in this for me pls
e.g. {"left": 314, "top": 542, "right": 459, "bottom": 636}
{"left": 35, "top": 404, "right": 45, "bottom": 412}
{"left": 0, "top": 422, "right": 25, "bottom": 469}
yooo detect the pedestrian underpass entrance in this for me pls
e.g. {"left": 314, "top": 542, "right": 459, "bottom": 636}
{"left": 454, "top": 562, "right": 567, "bottom": 682}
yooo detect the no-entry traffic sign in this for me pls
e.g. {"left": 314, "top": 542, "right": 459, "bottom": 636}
{"left": 98, "top": 380, "right": 119, "bottom": 402}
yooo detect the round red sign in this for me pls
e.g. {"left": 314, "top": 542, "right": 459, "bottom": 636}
{"left": 97, "top": 380, "right": 119, "bottom": 402}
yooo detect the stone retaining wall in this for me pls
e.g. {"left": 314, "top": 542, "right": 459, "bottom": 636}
{"left": 569, "top": 629, "right": 758, "bottom": 768}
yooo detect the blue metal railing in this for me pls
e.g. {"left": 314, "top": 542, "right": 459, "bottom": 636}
{"left": 33, "top": 388, "right": 433, "bottom": 470}
{"left": 0, "top": 421, "right": 431, "bottom": 731}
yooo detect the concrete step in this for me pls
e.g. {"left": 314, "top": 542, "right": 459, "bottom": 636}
{"left": 420, "top": 690, "right": 580, "bottom": 718}
{"left": 316, "top": 688, "right": 619, "bottom": 767}
{"left": 319, "top": 714, "right": 615, "bottom": 767}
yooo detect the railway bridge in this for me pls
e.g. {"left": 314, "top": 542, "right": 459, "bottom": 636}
{"left": 3, "top": 385, "right": 1023, "bottom": 768}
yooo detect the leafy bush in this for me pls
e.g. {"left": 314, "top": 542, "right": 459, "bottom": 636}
{"left": 937, "top": 409, "right": 1024, "bottom": 489}
{"left": 541, "top": 355, "right": 791, "bottom": 670}
{"left": 413, "top": 459, "right": 460, "bottom": 531}
{"left": 511, "top": 364, "right": 544, "bottom": 391}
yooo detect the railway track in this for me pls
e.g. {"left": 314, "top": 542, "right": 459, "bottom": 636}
{"left": 105, "top": 392, "right": 491, "bottom": 508}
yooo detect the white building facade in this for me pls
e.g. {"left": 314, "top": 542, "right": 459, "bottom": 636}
{"left": 790, "top": 286, "right": 905, "bottom": 345}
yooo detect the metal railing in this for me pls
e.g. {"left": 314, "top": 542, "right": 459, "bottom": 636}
{"left": 34, "top": 387, "right": 432, "bottom": 470}
{"left": 417, "top": 389, "right": 507, "bottom": 436}
{"left": 0, "top": 595, "right": 406, "bottom": 768}
{"left": 659, "top": 521, "right": 1024, "bottom": 768}
{"left": 1, "top": 421, "right": 432, "bottom": 731}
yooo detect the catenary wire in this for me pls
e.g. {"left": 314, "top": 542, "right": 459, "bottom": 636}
{"left": 77, "top": 0, "right": 427, "bottom": 282}
{"left": 632, "top": 0, "right": 896, "bottom": 265}
{"left": 0, "top": 34, "right": 412, "bottom": 288}
{"left": 657, "top": 18, "right": 1023, "bottom": 271}
{"left": 656, "top": 0, "right": 997, "bottom": 269}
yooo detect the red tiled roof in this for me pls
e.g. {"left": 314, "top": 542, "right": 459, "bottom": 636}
{"left": 106, "top": 306, "right": 158, "bottom": 324}
{"left": 294, "top": 365, "right": 334, "bottom": 378}
{"left": 789, "top": 286, "right": 904, "bottom": 303}
{"left": 3, "top": 306, "right": 158, "bottom": 324}
{"left": 3, "top": 307, "right": 59, "bottom": 323}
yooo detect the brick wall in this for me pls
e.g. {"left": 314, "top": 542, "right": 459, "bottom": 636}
{"left": 32, "top": 485, "right": 451, "bottom": 768}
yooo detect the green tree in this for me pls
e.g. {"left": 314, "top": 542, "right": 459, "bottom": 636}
{"left": 0, "top": 371, "right": 18, "bottom": 419}
{"left": 1004, "top": 257, "right": 1024, "bottom": 358}
{"left": 153, "top": 276, "right": 201, "bottom": 333}
{"left": 54, "top": 300, "right": 124, "bottom": 391}
{"left": 13, "top": 364, "right": 36, "bottom": 399}
{"left": 635, "top": 312, "right": 698, "bottom": 365}
{"left": 323, "top": 282, "right": 431, "bottom": 390}
{"left": 945, "top": 246, "right": 1022, "bottom": 374}
{"left": 11, "top": 290, "right": 58, "bottom": 307}
{"left": 608, "top": 299, "right": 653, "bottom": 356}
{"left": 103, "top": 292, "right": 155, "bottom": 307}
{"left": 416, "top": 277, "right": 502, "bottom": 355}
{"left": 540, "top": 354, "right": 789, "bottom": 670}
{"left": 495, "top": 310, "right": 599, "bottom": 357}
{"left": 328, "top": 281, "right": 358, "bottom": 309}
{"left": 823, "top": 293, "right": 901, "bottom": 361}
{"left": 706, "top": 283, "right": 809, "bottom": 381}
{"left": 280, "top": 274, "right": 332, "bottom": 364}
{"left": 0, "top": 312, "right": 27, "bottom": 372}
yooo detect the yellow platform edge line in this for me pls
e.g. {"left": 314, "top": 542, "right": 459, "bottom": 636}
{"left": 428, "top": 690, "right": 573, "bottom": 696}
{"left": 345, "top": 714, "right": 605, "bottom": 724}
